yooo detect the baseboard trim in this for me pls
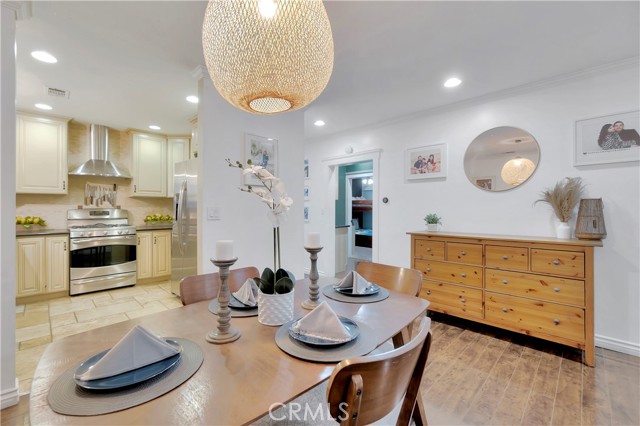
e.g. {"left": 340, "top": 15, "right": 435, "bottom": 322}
{"left": 595, "top": 334, "right": 640, "bottom": 357}
{"left": 1, "top": 379, "right": 20, "bottom": 409}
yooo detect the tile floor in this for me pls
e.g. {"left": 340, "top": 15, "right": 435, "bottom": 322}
{"left": 15, "top": 280, "right": 182, "bottom": 395}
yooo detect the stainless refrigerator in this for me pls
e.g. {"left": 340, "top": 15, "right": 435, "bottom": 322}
{"left": 171, "top": 160, "right": 198, "bottom": 296}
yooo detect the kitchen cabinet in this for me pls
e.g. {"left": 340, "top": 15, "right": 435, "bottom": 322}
{"left": 166, "top": 137, "right": 190, "bottom": 197}
{"left": 16, "top": 112, "right": 70, "bottom": 194}
{"left": 131, "top": 133, "right": 167, "bottom": 197}
{"left": 408, "top": 231, "right": 602, "bottom": 366}
{"left": 16, "top": 235, "right": 69, "bottom": 298}
{"left": 137, "top": 230, "right": 171, "bottom": 281}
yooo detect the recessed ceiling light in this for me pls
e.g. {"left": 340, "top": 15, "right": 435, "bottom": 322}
{"left": 31, "top": 51, "right": 57, "bottom": 63}
{"left": 186, "top": 95, "right": 199, "bottom": 103}
{"left": 314, "top": 120, "right": 325, "bottom": 127}
{"left": 444, "top": 77, "right": 462, "bottom": 88}
{"left": 35, "top": 103, "right": 53, "bottom": 110}
{"left": 149, "top": 125, "right": 161, "bottom": 130}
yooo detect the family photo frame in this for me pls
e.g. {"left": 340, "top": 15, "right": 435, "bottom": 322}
{"left": 405, "top": 143, "right": 447, "bottom": 180}
{"left": 574, "top": 110, "right": 640, "bottom": 166}
{"left": 244, "top": 133, "right": 278, "bottom": 185}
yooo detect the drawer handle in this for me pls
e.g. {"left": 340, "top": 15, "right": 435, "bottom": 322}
{"left": 460, "top": 298, "right": 466, "bottom": 303}
{"left": 426, "top": 267, "right": 431, "bottom": 272}
{"left": 502, "top": 307, "right": 508, "bottom": 313}
{"left": 553, "top": 287, "right": 560, "bottom": 293}
{"left": 553, "top": 259, "right": 561, "bottom": 266}
{"left": 502, "top": 255, "right": 509, "bottom": 260}
{"left": 460, "top": 251, "right": 466, "bottom": 256}
{"left": 553, "top": 319, "right": 560, "bottom": 325}
{"left": 502, "top": 279, "right": 508, "bottom": 285}
{"left": 426, "top": 248, "right": 431, "bottom": 252}
{"left": 461, "top": 273, "right": 467, "bottom": 278}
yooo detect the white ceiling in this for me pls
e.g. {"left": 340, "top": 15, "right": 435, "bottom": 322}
{"left": 15, "top": 1, "right": 640, "bottom": 138}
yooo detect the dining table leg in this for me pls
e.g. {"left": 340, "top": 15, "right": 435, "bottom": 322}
{"left": 392, "top": 329, "right": 428, "bottom": 426}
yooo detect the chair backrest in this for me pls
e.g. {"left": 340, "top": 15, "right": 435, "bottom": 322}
{"left": 326, "top": 318, "right": 432, "bottom": 426}
{"left": 179, "top": 266, "right": 260, "bottom": 306}
{"left": 355, "top": 261, "right": 422, "bottom": 297}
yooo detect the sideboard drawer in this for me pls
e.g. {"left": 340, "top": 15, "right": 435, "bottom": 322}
{"left": 485, "top": 292, "right": 585, "bottom": 343}
{"left": 531, "top": 249, "right": 585, "bottom": 278}
{"left": 446, "top": 242, "right": 483, "bottom": 265}
{"left": 414, "top": 239, "right": 445, "bottom": 260}
{"left": 421, "top": 281, "right": 483, "bottom": 319}
{"left": 415, "top": 259, "right": 482, "bottom": 288}
{"left": 486, "top": 245, "right": 529, "bottom": 271}
{"left": 486, "top": 269, "right": 585, "bottom": 306}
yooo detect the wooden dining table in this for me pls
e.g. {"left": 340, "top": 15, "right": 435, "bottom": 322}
{"left": 29, "top": 277, "right": 430, "bottom": 425}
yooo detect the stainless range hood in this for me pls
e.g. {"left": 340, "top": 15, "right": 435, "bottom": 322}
{"left": 69, "top": 124, "right": 132, "bottom": 178}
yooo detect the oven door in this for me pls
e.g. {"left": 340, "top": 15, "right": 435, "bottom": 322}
{"left": 69, "top": 234, "right": 137, "bottom": 281}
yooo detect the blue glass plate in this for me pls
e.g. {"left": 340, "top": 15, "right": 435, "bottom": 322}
{"left": 73, "top": 339, "right": 182, "bottom": 390}
{"left": 289, "top": 317, "right": 360, "bottom": 347}
{"left": 334, "top": 284, "right": 380, "bottom": 297}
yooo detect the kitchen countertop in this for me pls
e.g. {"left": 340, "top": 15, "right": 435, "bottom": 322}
{"left": 16, "top": 227, "right": 69, "bottom": 236}
{"left": 137, "top": 224, "right": 173, "bottom": 231}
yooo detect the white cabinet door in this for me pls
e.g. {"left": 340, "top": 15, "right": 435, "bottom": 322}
{"left": 166, "top": 138, "right": 190, "bottom": 198}
{"left": 46, "top": 236, "right": 69, "bottom": 293}
{"left": 16, "top": 113, "right": 69, "bottom": 194}
{"left": 137, "top": 232, "right": 153, "bottom": 280}
{"left": 16, "top": 237, "right": 45, "bottom": 297}
{"left": 152, "top": 230, "right": 172, "bottom": 277}
{"left": 132, "top": 133, "right": 167, "bottom": 197}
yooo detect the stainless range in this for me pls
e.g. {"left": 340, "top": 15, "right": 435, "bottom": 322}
{"left": 67, "top": 208, "right": 137, "bottom": 295}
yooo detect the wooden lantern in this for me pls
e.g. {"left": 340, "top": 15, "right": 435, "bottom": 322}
{"left": 575, "top": 198, "right": 606, "bottom": 240}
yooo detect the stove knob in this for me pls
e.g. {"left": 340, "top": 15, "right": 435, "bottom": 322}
{"left": 118, "top": 230, "right": 124, "bottom": 235}
{"left": 123, "top": 230, "right": 129, "bottom": 235}
{"left": 103, "top": 231, "right": 109, "bottom": 236}
{"left": 80, "top": 232, "right": 86, "bottom": 237}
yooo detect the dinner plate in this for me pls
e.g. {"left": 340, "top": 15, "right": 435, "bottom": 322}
{"left": 73, "top": 339, "right": 182, "bottom": 391}
{"left": 288, "top": 317, "right": 360, "bottom": 347}
{"left": 228, "top": 294, "right": 258, "bottom": 310}
{"left": 334, "top": 284, "right": 380, "bottom": 297}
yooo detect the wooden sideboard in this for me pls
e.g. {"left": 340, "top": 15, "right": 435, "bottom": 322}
{"left": 408, "top": 231, "right": 603, "bottom": 366}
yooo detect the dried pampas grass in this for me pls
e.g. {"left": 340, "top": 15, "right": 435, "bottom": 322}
{"left": 536, "top": 177, "right": 585, "bottom": 222}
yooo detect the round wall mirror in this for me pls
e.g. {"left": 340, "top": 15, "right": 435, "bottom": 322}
{"left": 464, "top": 126, "right": 540, "bottom": 192}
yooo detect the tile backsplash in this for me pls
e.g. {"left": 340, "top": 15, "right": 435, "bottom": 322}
{"left": 16, "top": 120, "right": 173, "bottom": 228}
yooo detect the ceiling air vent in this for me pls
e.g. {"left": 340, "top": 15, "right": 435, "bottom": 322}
{"left": 44, "top": 86, "right": 70, "bottom": 99}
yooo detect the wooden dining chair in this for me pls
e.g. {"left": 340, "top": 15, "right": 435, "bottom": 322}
{"left": 355, "top": 261, "right": 422, "bottom": 297}
{"left": 326, "top": 317, "right": 432, "bottom": 426}
{"left": 179, "top": 266, "right": 260, "bottom": 306}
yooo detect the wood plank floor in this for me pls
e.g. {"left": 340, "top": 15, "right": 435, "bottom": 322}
{"left": 2, "top": 312, "right": 639, "bottom": 425}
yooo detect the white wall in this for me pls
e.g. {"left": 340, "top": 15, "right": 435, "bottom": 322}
{"left": 197, "top": 77, "right": 306, "bottom": 280}
{"left": 305, "top": 63, "right": 640, "bottom": 354}
{"left": 1, "top": 2, "right": 19, "bottom": 409}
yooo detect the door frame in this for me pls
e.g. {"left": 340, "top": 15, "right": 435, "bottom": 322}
{"left": 345, "top": 170, "right": 373, "bottom": 258}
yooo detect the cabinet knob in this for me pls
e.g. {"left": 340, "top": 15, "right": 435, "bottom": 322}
{"left": 502, "top": 279, "right": 508, "bottom": 285}
{"left": 553, "top": 287, "right": 560, "bottom": 293}
{"left": 154, "top": 236, "right": 157, "bottom": 244}
{"left": 553, "top": 319, "right": 560, "bottom": 325}
{"left": 502, "top": 307, "right": 508, "bottom": 313}
{"left": 553, "top": 259, "right": 561, "bottom": 266}
{"left": 460, "top": 273, "right": 467, "bottom": 278}
{"left": 426, "top": 267, "right": 431, "bottom": 272}
{"left": 502, "top": 255, "right": 509, "bottom": 260}
{"left": 426, "top": 247, "right": 431, "bottom": 252}
{"left": 460, "top": 298, "right": 466, "bottom": 303}
{"left": 134, "top": 184, "right": 137, "bottom": 193}
{"left": 63, "top": 242, "right": 67, "bottom": 251}
{"left": 137, "top": 237, "right": 140, "bottom": 245}
{"left": 426, "top": 290, "right": 431, "bottom": 295}
{"left": 460, "top": 251, "right": 466, "bottom": 256}
{"left": 63, "top": 180, "right": 66, "bottom": 190}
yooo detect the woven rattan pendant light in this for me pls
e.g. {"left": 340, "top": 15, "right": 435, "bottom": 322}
{"left": 202, "top": 0, "right": 334, "bottom": 114}
{"left": 501, "top": 157, "right": 536, "bottom": 186}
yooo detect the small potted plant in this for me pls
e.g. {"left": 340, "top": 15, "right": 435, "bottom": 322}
{"left": 424, "top": 213, "right": 442, "bottom": 232}
{"left": 535, "top": 177, "right": 584, "bottom": 239}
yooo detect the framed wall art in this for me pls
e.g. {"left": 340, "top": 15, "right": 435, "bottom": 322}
{"left": 304, "top": 158, "right": 309, "bottom": 179}
{"left": 303, "top": 206, "right": 309, "bottom": 222}
{"left": 474, "top": 176, "right": 494, "bottom": 190}
{"left": 303, "top": 184, "right": 310, "bottom": 200}
{"left": 244, "top": 133, "right": 278, "bottom": 185}
{"left": 405, "top": 143, "right": 447, "bottom": 180}
{"left": 574, "top": 110, "right": 640, "bottom": 166}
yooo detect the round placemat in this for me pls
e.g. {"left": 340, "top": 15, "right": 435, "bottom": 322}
{"left": 321, "top": 285, "right": 389, "bottom": 304}
{"left": 275, "top": 318, "right": 378, "bottom": 363}
{"left": 208, "top": 299, "right": 258, "bottom": 317}
{"left": 48, "top": 338, "right": 203, "bottom": 416}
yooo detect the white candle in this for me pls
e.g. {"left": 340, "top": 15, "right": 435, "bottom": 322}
{"left": 215, "top": 240, "right": 234, "bottom": 260}
{"left": 305, "top": 232, "right": 321, "bottom": 248}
